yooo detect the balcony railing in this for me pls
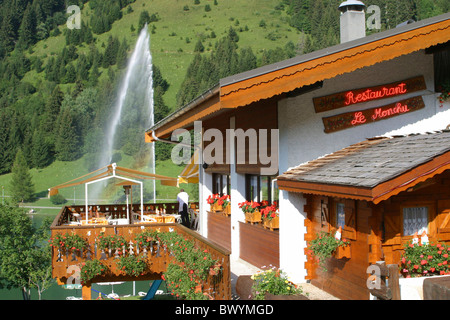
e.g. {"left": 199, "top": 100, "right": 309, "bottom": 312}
{"left": 50, "top": 203, "right": 230, "bottom": 300}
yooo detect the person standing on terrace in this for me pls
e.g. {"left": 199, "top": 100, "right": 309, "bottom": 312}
{"left": 177, "top": 189, "right": 189, "bottom": 227}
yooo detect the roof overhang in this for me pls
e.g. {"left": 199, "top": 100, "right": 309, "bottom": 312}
{"left": 219, "top": 14, "right": 450, "bottom": 109}
{"left": 145, "top": 13, "right": 450, "bottom": 142}
{"left": 277, "top": 151, "right": 450, "bottom": 204}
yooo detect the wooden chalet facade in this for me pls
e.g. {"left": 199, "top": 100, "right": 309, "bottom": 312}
{"left": 146, "top": 11, "right": 450, "bottom": 300}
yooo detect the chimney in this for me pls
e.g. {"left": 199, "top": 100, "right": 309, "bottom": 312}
{"left": 338, "top": 0, "right": 366, "bottom": 43}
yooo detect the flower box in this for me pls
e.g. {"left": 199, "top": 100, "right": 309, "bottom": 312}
{"left": 222, "top": 204, "right": 231, "bottom": 216}
{"left": 245, "top": 211, "right": 261, "bottom": 224}
{"left": 335, "top": 244, "right": 351, "bottom": 259}
{"left": 397, "top": 275, "right": 450, "bottom": 300}
{"left": 263, "top": 216, "right": 279, "bottom": 231}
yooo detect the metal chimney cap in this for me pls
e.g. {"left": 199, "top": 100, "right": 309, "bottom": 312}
{"left": 339, "top": 0, "right": 365, "bottom": 12}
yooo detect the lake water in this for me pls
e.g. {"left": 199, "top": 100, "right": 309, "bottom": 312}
{"left": 0, "top": 211, "right": 163, "bottom": 300}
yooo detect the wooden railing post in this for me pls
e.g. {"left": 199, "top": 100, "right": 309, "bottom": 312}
{"left": 82, "top": 284, "right": 91, "bottom": 300}
{"left": 368, "top": 261, "right": 400, "bottom": 300}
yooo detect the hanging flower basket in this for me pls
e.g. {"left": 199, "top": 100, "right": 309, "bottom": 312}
{"left": 306, "top": 230, "right": 351, "bottom": 272}
{"left": 335, "top": 243, "right": 351, "bottom": 259}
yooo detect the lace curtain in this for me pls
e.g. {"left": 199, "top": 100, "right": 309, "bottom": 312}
{"left": 403, "top": 207, "right": 428, "bottom": 236}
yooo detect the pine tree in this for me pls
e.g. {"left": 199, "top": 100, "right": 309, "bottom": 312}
{"left": 42, "top": 86, "right": 63, "bottom": 135}
{"left": 54, "top": 109, "right": 80, "bottom": 161}
{"left": 10, "top": 148, "right": 35, "bottom": 203}
{"left": 0, "top": 112, "right": 14, "bottom": 174}
{"left": 18, "top": 3, "right": 37, "bottom": 47}
{"left": 103, "top": 36, "right": 119, "bottom": 68}
{"left": 65, "top": 63, "right": 77, "bottom": 83}
{"left": 116, "top": 38, "right": 128, "bottom": 69}
{"left": 153, "top": 86, "right": 170, "bottom": 123}
{"left": 31, "top": 129, "right": 52, "bottom": 169}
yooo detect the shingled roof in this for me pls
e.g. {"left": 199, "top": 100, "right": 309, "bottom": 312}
{"left": 277, "top": 130, "right": 450, "bottom": 203}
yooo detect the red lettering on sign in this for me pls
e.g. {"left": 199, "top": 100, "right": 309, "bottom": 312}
{"left": 371, "top": 102, "right": 410, "bottom": 121}
{"left": 351, "top": 112, "right": 366, "bottom": 125}
{"left": 345, "top": 83, "right": 407, "bottom": 105}
{"left": 322, "top": 96, "right": 425, "bottom": 133}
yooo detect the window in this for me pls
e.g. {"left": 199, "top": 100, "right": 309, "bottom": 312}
{"left": 245, "top": 175, "right": 278, "bottom": 204}
{"left": 336, "top": 203, "right": 345, "bottom": 229}
{"left": 403, "top": 206, "right": 428, "bottom": 236}
{"left": 331, "top": 199, "right": 357, "bottom": 240}
{"left": 212, "top": 174, "right": 230, "bottom": 196}
{"left": 433, "top": 44, "right": 450, "bottom": 92}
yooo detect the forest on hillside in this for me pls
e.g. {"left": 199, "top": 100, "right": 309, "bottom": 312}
{"left": 0, "top": 0, "right": 448, "bottom": 179}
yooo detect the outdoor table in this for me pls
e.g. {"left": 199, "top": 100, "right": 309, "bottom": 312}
{"left": 140, "top": 214, "right": 180, "bottom": 223}
{"left": 82, "top": 218, "right": 108, "bottom": 225}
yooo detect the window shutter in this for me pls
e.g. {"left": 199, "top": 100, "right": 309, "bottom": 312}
{"left": 343, "top": 205, "right": 357, "bottom": 240}
{"left": 320, "top": 201, "right": 331, "bottom": 232}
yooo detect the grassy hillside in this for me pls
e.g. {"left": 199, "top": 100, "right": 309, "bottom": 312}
{"left": 26, "top": 0, "right": 300, "bottom": 108}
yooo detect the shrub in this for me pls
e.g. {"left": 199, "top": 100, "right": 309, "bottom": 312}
{"left": 117, "top": 256, "right": 147, "bottom": 277}
{"left": 80, "top": 259, "right": 107, "bottom": 284}
{"left": 250, "top": 266, "right": 303, "bottom": 300}
{"left": 50, "top": 194, "right": 67, "bottom": 205}
{"left": 400, "top": 241, "right": 450, "bottom": 278}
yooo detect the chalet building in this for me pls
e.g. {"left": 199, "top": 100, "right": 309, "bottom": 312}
{"left": 145, "top": 2, "right": 450, "bottom": 300}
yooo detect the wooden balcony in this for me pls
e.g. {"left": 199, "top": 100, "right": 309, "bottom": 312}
{"left": 50, "top": 203, "right": 231, "bottom": 300}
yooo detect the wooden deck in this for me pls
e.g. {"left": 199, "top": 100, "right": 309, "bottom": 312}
{"left": 50, "top": 204, "right": 231, "bottom": 300}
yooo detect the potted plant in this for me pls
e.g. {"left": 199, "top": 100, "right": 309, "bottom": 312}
{"left": 218, "top": 194, "right": 231, "bottom": 215}
{"left": 249, "top": 266, "right": 305, "bottom": 300}
{"left": 437, "top": 81, "right": 450, "bottom": 108}
{"left": 306, "top": 230, "right": 350, "bottom": 272}
{"left": 261, "top": 204, "right": 279, "bottom": 231}
{"left": 400, "top": 240, "right": 450, "bottom": 278}
{"left": 206, "top": 194, "right": 220, "bottom": 212}
{"left": 239, "top": 201, "right": 261, "bottom": 224}
{"left": 398, "top": 239, "right": 450, "bottom": 299}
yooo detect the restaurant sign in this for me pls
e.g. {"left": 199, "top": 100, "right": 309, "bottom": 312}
{"left": 313, "top": 76, "right": 426, "bottom": 113}
{"left": 322, "top": 96, "right": 425, "bottom": 133}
